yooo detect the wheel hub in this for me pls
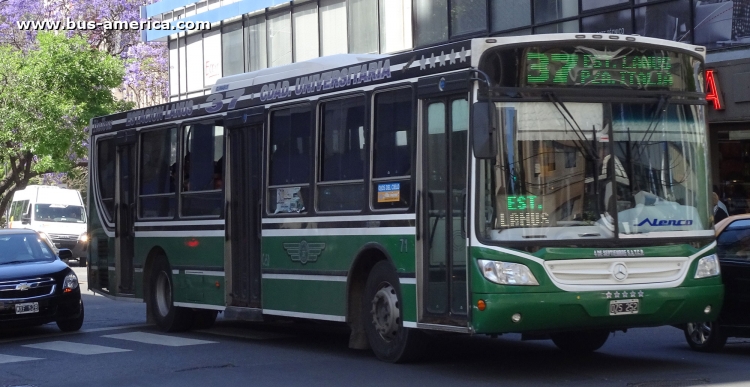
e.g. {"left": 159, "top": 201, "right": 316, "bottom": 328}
{"left": 155, "top": 271, "right": 172, "bottom": 317}
{"left": 687, "top": 322, "right": 712, "bottom": 344}
{"left": 370, "top": 283, "right": 400, "bottom": 341}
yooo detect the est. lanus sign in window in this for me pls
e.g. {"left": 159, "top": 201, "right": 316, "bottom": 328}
{"left": 521, "top": 45, "right": 700, "bottom": 92}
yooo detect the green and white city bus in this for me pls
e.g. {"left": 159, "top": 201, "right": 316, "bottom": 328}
{"left": 87, "top": 34, "right": 723, "bottom": 362}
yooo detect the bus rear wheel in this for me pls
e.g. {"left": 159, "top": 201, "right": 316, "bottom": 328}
{"left": 550, "top": 330, "right": 610, "bottom": 353}
{"left": 148, "top": 258, "right": 193, "bottom": 332}
{"left": 362, "top": 261, "right": 424, "bottom": 363}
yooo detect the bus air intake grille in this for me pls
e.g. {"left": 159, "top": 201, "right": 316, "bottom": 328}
{"left": 544, "top": 257, "right": 690, "bottom": 286}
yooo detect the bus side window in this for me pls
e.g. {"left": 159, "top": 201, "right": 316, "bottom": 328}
{"left": 139, "top": 128, "right": 177, "bottom": 218}
{"left": 181, "top": 123, "right": 224, "bottom": 217}
{"left": 317, "top": 96, "right": 366, "bottom": 212}
{"left": 268, "top": 106, "right": 312, "bottom": 214}
{"left": 372, "top": 88, "right": 413, "bottom": 210}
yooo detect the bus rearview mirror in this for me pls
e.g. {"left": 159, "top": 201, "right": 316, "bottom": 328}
{"left": 472, "top": 102, "right": 496, "bottom": 159}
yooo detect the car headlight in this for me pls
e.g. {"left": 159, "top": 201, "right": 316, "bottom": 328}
{"left": 78, "top": 233, "right": 88, "bottom": 242}
{"left": 63, "top": 273, "right": 79, "bottom": 292}
{"left": 695, "top": 254, "right": 720, "bottom": 279}
{"left": 478, "top": 259, "right": 539, "bottom": 285}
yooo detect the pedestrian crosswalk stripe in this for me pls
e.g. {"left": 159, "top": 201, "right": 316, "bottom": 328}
{"left": 23, "top": 341, "right": 130, "bottom": 355}
{"left": 0, "top": 354, "right": 42, "bottom": 364}
{"left": 102, "top": 332, "right": 216, "bottom": 347}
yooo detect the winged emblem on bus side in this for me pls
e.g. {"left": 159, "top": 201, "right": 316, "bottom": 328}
{"left": 283, "top": 241, "right": 326, "bottom": 265}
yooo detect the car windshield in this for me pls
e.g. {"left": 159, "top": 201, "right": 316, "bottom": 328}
{"left": 34, "top": 204, "right": 86, "bottom": 223}
{"left": 479, "top": 101, "right": 713, "bottom": 243}
{"left": 0, "top": 234, "right": 57, "bottom": 264}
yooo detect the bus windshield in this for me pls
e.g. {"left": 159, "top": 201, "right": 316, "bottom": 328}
{"left": 479, "top": 101, "right": 713, "bottom": 243}
{"left": 34, "top": 204, "right": 86, "bottom": 223}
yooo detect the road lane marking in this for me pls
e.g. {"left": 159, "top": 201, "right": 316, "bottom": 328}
{"left": 102, "top": 332, "right": 216, "bottom": 346}
{"left": 0, "top": 354, "right": 43, "bottom": 364}
{"left": 23, "top": 341, "right": 130, "bottom": 355}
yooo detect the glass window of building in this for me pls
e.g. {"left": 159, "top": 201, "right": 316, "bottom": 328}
{"left": 535, "top": 20, "right": 578, "bottom": 34}
{"left": 581, "top": 9, "right": 632, "bottom": 34}
{"left": 534, "top": 0, "right": 578, "bottom": 24}
{"left": 451, "top": 0, "right": 487, "bottom": 37}
{"left": 635, "top": 0, "right": 691, "bottom": 42}
{"left": 186, "top": 33, "right": 203, "bottom": 92}
{"left": 379, "top": 0, "right": 412, "bottom": 53}
{"left": 204, "top": 29, "right": 222, "bottom": 87}
{"left": 581, "top": 0, "right": 628, "bottom": 12}
{"left": 414, "top": 0, "right": 448, "bottom": 47}
{"left": 349, "top": 0, "right": 378, "bottom": 53}
{"left": 221, "top": 22, "right": 243, "bottom": 77}
{"left": 169, "top": 39, "right": 179, "bottom": 96}
{"left": 178, "top": 36, "right": 187, "bottom": 95}
{"left": 268, "top": 10, "right": 293, "bottom": 67}
{"left": 293, "top": 2, "right": 320, "bottom": 62}
{"left": 320, "top": 0, "right": 348, "bottom": 56}
{"left": 490, "top": 0, "right": 530, "bottom": 32}
{"left": 246, "top": 15, "right": 267, "bottom": 72}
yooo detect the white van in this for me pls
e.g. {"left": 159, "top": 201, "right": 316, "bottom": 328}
{"left": 6, "top": 185, "right": 88, "bottom": 265}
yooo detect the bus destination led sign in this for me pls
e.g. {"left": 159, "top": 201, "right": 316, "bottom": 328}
{"left": 524, "top": 47, "right": 686, "bottom": 91}
{"left": 497, "top": 195, "right": 550, "bottom": 228}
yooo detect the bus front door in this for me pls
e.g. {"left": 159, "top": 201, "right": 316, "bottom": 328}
{"left": 420, "top": 94, "right": 470, "bottom": 327}
{"left": 115, "top": 131, "right": 136, "bottom": 295}
{"left": 225, "top": 110, "right": 263, "bottom": 315}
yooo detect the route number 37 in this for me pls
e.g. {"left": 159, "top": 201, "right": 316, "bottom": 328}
{"left": 205, "top": 88, "right": 245, "bottom": 114}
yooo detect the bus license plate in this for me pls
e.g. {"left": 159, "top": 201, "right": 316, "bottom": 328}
{"left": 609, "top": 299, "right": 639, "bottom": 315}
{"left": 15, "top": 302, "right": 39, "bottom": 315}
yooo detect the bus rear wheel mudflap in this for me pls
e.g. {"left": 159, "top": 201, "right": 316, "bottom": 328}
{"left": 549, "top": 329, "right": 610, "bottom": 353}
{"left": 684, "top": 321, "right": 727, "bottom": 352}
{"left": 148, "top": 257, "right": 193, "bottom": 332}
{"left": 362, "top": 260, "right": 425, "bottom": 363}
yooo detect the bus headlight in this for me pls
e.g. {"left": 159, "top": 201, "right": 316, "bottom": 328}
{"left": 695, "top": 254, "right": 720, "bottom": 279}
{"left": 63, "top": 273, "right": 79, "bottom": 292}
{"left": 478, "top": 260, "right": 539, "bottom": 285}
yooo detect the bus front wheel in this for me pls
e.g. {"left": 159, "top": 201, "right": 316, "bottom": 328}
{"left": 362, "top": 261, "right": 424, "bottom": 363}
{"left": 550, "top": 330, "right": 610, "bottom": 353}
{"left": 148, "top": 258, "right": 193, "bottom": 332}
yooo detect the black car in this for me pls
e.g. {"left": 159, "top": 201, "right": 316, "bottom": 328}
{"left": 683, "top": 214, "right": 750, "bottom": 352}
{"left": 0, "top": 229, "right": 84, "bottom": 331}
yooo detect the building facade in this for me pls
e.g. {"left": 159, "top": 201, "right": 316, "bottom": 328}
{"left": 143, "top": 0, "right": 750, "bottom": 212}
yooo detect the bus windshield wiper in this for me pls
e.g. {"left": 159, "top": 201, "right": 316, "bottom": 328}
{"left": 544, "top": 92, "right": 598, "bottom": 161}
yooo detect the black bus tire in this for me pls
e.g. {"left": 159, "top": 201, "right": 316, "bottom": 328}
{"left": 362, "top": 260, "right": 425, "bottom": 363}
{"left": 148, "top": 258, "right": 193, "bottom": 332}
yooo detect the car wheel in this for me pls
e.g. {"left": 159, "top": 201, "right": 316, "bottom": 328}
{"left": 550, "top": 330, "right": 610, "bottom": 354}
{"left": 362, "top": 261, "right": 425, "bottom": 363}
{"left": 56, "top": 300, "right": 84, "bottom": 332}
{"left": 684, "top": 321, "right": 727, "bottom": 352}
{"left": 148, "top": 258, "right": 193, "bottom": 332}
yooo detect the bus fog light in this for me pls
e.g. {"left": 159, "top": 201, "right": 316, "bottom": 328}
{"left": 695, "top": 254, "right": 720, "bottom": 278}
{"left": 704, "top": 305, "right": 711, "bottom": 314}
{"left": 478, "top": 260, "right": 539, "bottom": 285}
{"left": 511, "top": 313, "right": 522, "bottom": 323}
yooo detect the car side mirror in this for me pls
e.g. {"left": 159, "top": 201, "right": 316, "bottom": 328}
{"left": 58, "top": 249, "right": 73, "bottom": 260}
{"left": 21, "top": 216, "right": 30, "bottom": 225}
{"left": 472, "top": 101, "right": 497, "bottom": 159}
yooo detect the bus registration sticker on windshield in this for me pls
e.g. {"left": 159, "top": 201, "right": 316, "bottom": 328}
{"left": 609, "top": 299, "right": 639, "bottom": 315}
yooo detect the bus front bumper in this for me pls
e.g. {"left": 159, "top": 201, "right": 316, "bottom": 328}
{"left": 471, "top": 284, "right": 724, "bottom": 334}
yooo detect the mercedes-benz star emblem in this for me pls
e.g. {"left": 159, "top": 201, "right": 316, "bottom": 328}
{"left": 612, "top": 263, "right": 628, "bottom": 281}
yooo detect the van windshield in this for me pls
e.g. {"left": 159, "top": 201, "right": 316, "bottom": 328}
{"left": 34, "top": 204, "right": 86, "bottom": 223}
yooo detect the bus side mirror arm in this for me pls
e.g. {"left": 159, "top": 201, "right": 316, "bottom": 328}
{"left": 472, "top": 101, "right": 497, "bottom": 159}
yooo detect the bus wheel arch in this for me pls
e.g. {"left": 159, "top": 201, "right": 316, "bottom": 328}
{"left": 144, "top": 249, "right": 193, "bottom": 332}
{"left": 346, "top": 244, "right": 394, "bottom": 350}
